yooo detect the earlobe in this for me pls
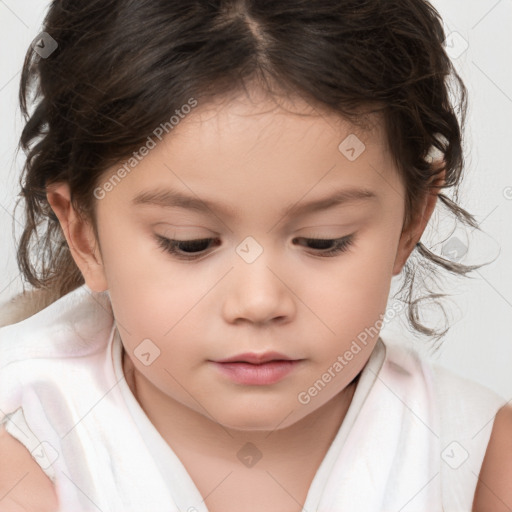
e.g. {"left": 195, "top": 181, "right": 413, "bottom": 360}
{"left": 392, "top": 204, "right": 429, "bottom": 276}
{"left": 46, "top": 182, "right": 108, "bottom": 292}
{"left": 392, "top": 232, "right": 416, "bottom": 276}
{"left": 392, "top": 164, "right": 446, "bottom": 276}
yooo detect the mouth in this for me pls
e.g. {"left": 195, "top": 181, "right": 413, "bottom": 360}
{"left": 214, "top": 351, "right": 297, "bottom": 365}
{"left": 210, "top": 355, "right": 304, "bottom": 385}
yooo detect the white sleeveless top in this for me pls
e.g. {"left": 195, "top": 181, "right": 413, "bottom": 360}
{"left": 0, "top": 284, "right": 506, "bottom": 511}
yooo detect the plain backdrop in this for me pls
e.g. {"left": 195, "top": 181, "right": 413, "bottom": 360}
{"left": 0, "top": 1, "right": 511, "bottom": 401}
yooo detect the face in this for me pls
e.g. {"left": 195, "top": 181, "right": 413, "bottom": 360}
{"left": 48, "top": 87, "right": 436, "bottom": 432}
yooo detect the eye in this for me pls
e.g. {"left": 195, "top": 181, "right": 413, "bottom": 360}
{"left": 292, "top": 235, "right": 355, "bottom": 257}
{"left": 155, "top": 234, "right": 355, "bottom": 260}
{"left": 155, "top": 236, "right": 220, "bottom": 260}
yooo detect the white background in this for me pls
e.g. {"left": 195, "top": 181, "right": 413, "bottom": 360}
{"left": 0, "top": 1, "right": 511, "bottom": 399}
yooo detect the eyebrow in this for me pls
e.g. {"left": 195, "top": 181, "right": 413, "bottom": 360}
{"left": 131, "top": 186, "right": 378, "bottom": 218}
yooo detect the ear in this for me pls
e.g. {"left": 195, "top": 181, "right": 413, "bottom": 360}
{"left": 46, "top": 182, "right": 108, "bottom": 292}
{"left": 392, "top": 164, "right": 446, "bottom": 276}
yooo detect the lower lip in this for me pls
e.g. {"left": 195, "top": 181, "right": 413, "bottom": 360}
{"left": 212, "top": 360, "right": 301, "bottom": 385}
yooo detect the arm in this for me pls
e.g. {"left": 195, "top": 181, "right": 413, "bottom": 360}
{"left": 0, "top": 425, "right": 58, "bottom": 512}
{"left": 472, "top": 403, "right": 512, "bottom": 512}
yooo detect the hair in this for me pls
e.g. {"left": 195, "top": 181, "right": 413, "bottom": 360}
{"left": 11, "top": 0, "right": 490, "bottom": 350}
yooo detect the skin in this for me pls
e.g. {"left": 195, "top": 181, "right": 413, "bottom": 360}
{"left": 8, "top": 85, "right": 508, "bottom": 510}
{"left": 472, "top": 403, "right": 512, "bottom": 512}
{"left": 0, "top": 424, "right": 58, "bottom": 511}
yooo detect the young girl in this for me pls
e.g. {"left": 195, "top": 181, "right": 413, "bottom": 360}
{"left": 0, "top": 1, "right": 510, "bottom": 511}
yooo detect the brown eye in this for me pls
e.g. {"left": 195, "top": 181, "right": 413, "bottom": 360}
{"left": 155, "top": 236, "right": 220, "bottom": 259}
{"left": 155, "top": 234, "right": 356, "bottom": 261}
{"left": 292, "top": 235, "right": 355, "bottom": 257}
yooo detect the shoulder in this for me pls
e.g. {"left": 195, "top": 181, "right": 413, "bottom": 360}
{"left": 0, "top": 287, "right": 61, "bottom": 328}
{"left": 381, "top": 339, "right": 511, "bottom": 508}
{"left": 0, "top": 284, "right": 112, "bottom": 365}
{"left": 382, "top": 340, "right": 505, "bottom": 413}
{"left": 426, "top": 358, "right": 509, "bottom": 510}
{"left": 0, "top": 285, "right": 115, "bottom": 420}
{"left": 0, "top": 424, "right": 58, "bottom": 512}
{"left": 428, "top": 360, "right": 507, "bottom": 462}
{"left": 429, "top": 361, "right": 506, "bottom": 411}
{"left": 472, "top": 402, "right": 512, "bottom": 512}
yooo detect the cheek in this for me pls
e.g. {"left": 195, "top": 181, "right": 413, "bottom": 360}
{"left": 99, "top": 219, "right": 163, "bottom": 281}
{"left": 101, "top": 243, "right": 214, "bottom": 371}
{"left": 98, "top": 216, "right": 202, "bottom": 298}
{"left": 303, "top": 231, "right": 397, "bottom": 341}
{"left": 108, "top": 276, "right": 210, "bottom": 358}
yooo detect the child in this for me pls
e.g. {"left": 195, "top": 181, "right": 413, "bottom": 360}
{"left": 0, "top": 1, "right": 511, "bottom": 511}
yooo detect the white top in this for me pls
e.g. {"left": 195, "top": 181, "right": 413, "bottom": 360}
{"left": 0, "top": 284, "right": 506, "bottom": 512}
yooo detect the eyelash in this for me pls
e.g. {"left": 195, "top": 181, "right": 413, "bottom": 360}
{"left": 155, "top": 234, "right": 355, "bottom": 260}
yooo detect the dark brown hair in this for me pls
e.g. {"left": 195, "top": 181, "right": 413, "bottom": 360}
{"left": 13, "top": 0, "right": 488, "bottom": 350}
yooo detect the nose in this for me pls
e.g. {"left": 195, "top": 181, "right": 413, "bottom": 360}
{"left": 221, "top": 249, "right": 296, "bottom": 326}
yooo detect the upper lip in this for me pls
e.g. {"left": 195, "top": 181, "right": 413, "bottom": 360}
{"left": 214, "top": 352, "right": 298, "bottom": 364}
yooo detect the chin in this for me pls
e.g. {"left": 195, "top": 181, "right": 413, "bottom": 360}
{"left": 215, "top": 406, "right": 302, "bottom": 432}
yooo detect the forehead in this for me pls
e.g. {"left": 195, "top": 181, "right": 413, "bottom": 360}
{"left": 151, "top": 90, "right": 389, "bottom": 174}
{"left": 173, "top": 87, "right": 384, "bottom": 149}
{"left": 99, "top": 88, "right": 402, "bottom": 218}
